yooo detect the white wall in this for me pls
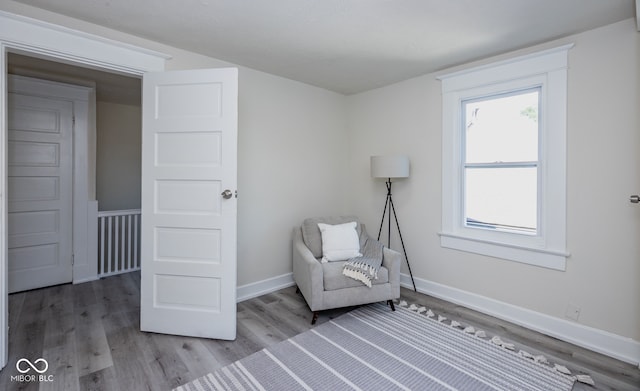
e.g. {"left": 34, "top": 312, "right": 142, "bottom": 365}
{"left": 346, "top": 18, "right": 640, "bottom": 344}
{"left": 236, "top": 70, "right": 349, "bottom": 284}
{"left": 0, "top": 1, "right": 349, "bottom": 287}
{"left": 96, "top": 101, "right": 142, "bottom": 211}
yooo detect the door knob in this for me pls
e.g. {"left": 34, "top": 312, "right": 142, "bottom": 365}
{"left": 631, "top": 195, "right": 640, "bottom": 204}
{"left": 221, "top": 189, "right": 233, "bottom": 199}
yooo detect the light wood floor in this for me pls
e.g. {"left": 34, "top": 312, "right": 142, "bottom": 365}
{"left": 0, "top": 272, "right": 638, "bottom": 390}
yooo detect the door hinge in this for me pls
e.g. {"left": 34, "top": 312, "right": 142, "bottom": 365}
{"left": 72, "top": 116, "right": 76, "bottom": 126}
{"left": 72, "top": 254, "right": 75, "bottom": 265}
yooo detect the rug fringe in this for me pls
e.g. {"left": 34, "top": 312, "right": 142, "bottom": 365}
{"left": 395, "top": 299, "right": 595, "bottom": 387}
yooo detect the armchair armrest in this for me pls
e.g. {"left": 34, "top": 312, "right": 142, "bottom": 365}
{"left": 292, "top": 227, "right": 324, "bottom": 310}
{"left": 382, "top": 246, "right": 401, "bottom": 299}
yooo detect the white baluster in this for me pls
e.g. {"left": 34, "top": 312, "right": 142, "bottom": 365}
{"left": 100, "top": 216, "right": 105, "bottom": 274}
{"left": 107, "top": 216, "right": 112, "bottom": 274}
{"left": 134, "top": 214, "right": 139, "bottom": 268}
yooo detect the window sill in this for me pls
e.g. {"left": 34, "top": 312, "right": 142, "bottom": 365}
{"left": 439, "top": 232, "right": 569, "bottom": 271}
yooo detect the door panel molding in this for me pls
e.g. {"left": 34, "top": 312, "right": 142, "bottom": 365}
{"left": 7, "top": 91, "right": 73, "bottom": 293}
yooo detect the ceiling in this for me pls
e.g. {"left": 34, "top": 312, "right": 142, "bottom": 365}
{"left": 9, "top": 0, "right": 638, "bottom": 95}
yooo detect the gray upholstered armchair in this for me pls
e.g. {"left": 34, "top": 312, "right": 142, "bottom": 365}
{"left": 292, "top": 216, "right": 401, "bottom": 324}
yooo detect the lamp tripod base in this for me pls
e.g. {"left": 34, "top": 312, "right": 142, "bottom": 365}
{"left": 377, "top": 179, "right": 417, "bottom": 292}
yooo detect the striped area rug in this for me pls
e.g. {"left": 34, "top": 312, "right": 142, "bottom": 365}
{"left": 175, "top": 303, "right": 575, "bottom": 391}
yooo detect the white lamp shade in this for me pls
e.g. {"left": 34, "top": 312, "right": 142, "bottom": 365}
{"left": 370, "top": 155, "right": 410, "bottom": 178}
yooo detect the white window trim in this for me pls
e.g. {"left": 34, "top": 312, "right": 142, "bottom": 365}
{"left": 438, "top": 44, "right": 573, "bottom": 271}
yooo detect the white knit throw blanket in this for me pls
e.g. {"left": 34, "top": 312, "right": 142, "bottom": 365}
{"left": 342, "top": 236, "right": 384, "bottom": 287}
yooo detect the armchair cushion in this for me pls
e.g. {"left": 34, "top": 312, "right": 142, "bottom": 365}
{"left": 323, "top": 262, "right": 389, "bottom": 291}
{"left": 302, "top": 216, "right": 361, "bottom": 258}
{"left": 317, "top": 221, "right": 362, "bottom": 262}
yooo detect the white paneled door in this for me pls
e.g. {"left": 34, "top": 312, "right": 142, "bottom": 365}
{"left": 7, "top": 93, "right": 73, "bottom": 293}
{"left": 140, "top": 68, "right": 238, "bottom": 339}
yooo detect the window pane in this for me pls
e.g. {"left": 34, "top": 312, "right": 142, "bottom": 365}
{"left": 464, "top": 89, "right": 539, "bottom": 164}
{"left": 465, "top": 167, "right": 537, "bottom": 233}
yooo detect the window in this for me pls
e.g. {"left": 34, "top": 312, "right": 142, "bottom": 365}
{"left": 438, "top": 45, "right": 572, "bottom": 270}
{"left": 463, "top": 88, "right": 540, "bottom": 235}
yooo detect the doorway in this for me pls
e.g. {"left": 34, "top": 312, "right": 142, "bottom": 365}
{"left": 8, "top": 53, "right": 144, "bottom": 282}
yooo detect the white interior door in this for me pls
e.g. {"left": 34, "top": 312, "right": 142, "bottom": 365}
{"left": 140, "top": 68, "right": 238, "bottom": 339}
{"left": 7, "top": 93, "right": 73, "bottom": 293}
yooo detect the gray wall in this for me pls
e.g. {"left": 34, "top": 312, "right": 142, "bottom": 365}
{"left": 96, "top": 101, "right": 141, "bottom": 211}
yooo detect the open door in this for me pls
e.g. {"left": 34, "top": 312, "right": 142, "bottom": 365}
{"left": 140, "top": 68, "right": 238, "bottom": 340}
{"left": 7, "top": 92, "right": 74, "bottom": 293}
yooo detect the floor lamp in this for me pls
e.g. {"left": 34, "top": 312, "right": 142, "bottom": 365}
{"left": 371, "top": 155, "right": 416, "bottom": 291}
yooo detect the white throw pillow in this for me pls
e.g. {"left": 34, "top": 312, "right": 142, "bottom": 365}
{"left": 317, "top": 222, "right": 362, "bottom": 262}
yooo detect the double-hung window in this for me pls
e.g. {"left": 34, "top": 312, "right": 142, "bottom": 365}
{"left": 439, "top": 45, "right": 572, "bottom": 270}
{"left": 463, "top": 88, "right": 540, "bottom": 235}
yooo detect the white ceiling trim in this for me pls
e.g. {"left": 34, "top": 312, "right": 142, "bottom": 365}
{"left": 0, "top": 10, "right": 170, "bottom": 75}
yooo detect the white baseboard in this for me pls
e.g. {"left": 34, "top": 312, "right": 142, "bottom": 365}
{"left": 400, "top": 273, "right": 640, "bottom": 366}
{"left": 72, "top": 276, "right": 99, "bottom": 285}
{"left": 237, "top": 272, "right": 295, "bottom": 303}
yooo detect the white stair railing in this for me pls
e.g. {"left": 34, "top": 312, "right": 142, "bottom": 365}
{"left": 97, "top": 209, "right": 141, "bottom": 277}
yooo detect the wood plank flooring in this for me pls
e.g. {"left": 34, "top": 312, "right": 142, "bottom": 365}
{"left": 0, "top": 272, "right": 637, "bottom": 390}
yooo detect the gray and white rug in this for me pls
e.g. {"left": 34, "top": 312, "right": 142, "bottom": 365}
{"left": 175, "top": 303, "right": 576, "bottom": 390}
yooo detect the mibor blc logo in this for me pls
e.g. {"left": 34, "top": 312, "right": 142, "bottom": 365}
{"left": 11, "top": 358, "right": 54, "bottom": 383}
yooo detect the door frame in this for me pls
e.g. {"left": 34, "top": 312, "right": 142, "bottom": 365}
{"left": 0, "top": 10, "right": 170, "bottom": 369}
